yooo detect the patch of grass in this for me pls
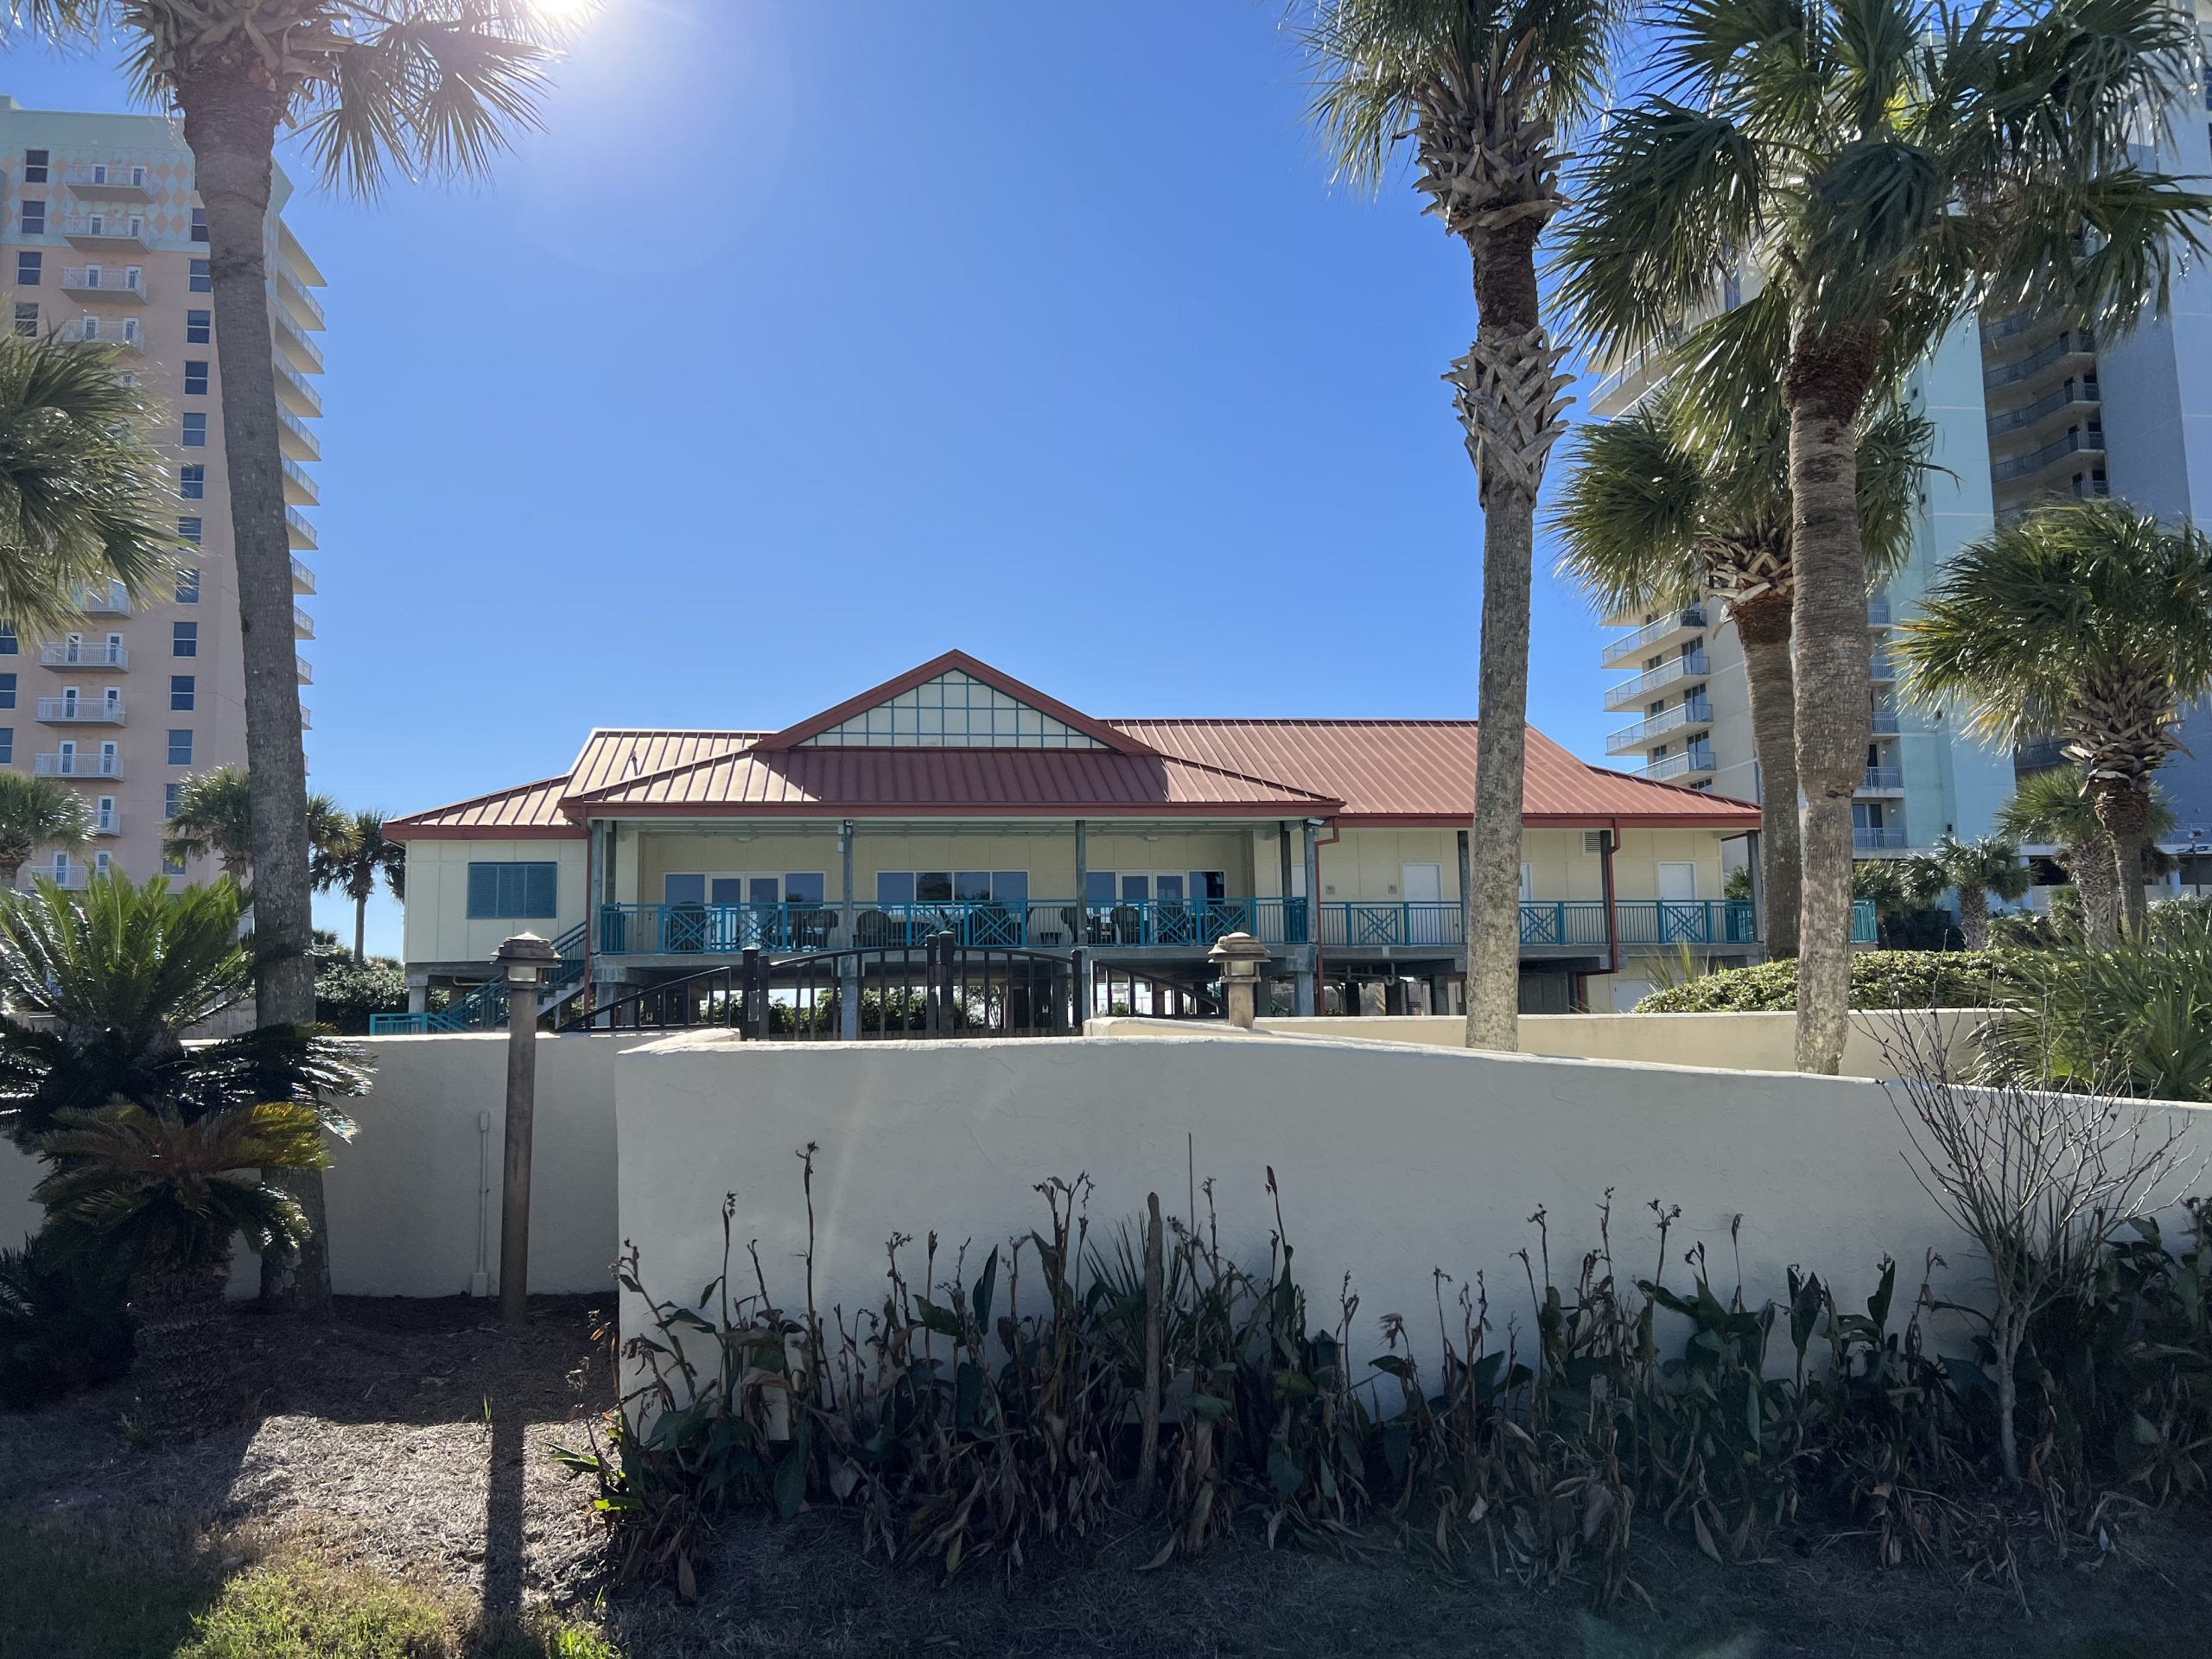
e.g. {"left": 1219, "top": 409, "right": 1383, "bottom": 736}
{"left": 0, "top": 1522, "right": 617, "bottom": 1659}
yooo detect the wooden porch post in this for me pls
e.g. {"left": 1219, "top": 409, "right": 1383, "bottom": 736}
{"left": 839, "top": 819, "right": 860, "bottom": 1040}
{"left": 1297, "top": 820, "right": 1320, "bottom": 1016}
{"left": 1073, "top": 818, "right": 1089, "bottom": 949}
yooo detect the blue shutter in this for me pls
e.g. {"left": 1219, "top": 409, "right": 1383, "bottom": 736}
{"left": 524, "top": 862, "right": 556, "bottom": 918}
{"left": 467, "top": 862, "right": 499, "bottom": 918}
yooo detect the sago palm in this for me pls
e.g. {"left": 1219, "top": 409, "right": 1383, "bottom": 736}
{"left": 0, "top": 327, "right": 181, "bottom": 633}
{"left": 1304, "top": 0, "right": 1625, "bottom": 1051}
{"left": 34, "top": 1097, "right": 327, "bottom": 1441}
{"left": 1897, "top": 503, "right": 2212, "bottom": 934}
{"left": 1559, "top": 0, "right": 2209, "bottom": 1072}
{"left": 310, "top": 807, "right": 403, "bottom": 963}
{"left": 1553, "top": 380, "right": 1928, "bottom": 959}
{"left": 1994, "top": 764, "right": 2175, "bottom": 948}
{"left": 1920, "top": 833, "right": 2031, "bottom": 950}
{"left": 0, "top": 772, "right": 93, "bottom": 887}
{"left": 0, "top": 0, "right": 566, "bottom": 1313}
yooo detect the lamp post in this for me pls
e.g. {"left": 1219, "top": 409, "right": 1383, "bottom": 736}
{"left": 1208, "top": 931, "right": 1270, "bottom": 1030}
{"left": 495, "top": 931, "right": 558, "bottom": 1325}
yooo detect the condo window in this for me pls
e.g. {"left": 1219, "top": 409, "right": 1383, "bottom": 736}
{"left": 0, "top": 626, "right": 15, "bottom": 656}
{"left": 189, "top": 257, "right": 211, "bottom": 294}
{"left": 178, "top": 516, "right": 202, "bottom": 544}
{"left": 162, "top": 853, "right": 186, "bottom": 875}
{"left": 181, "top": 412, "right": 207, "bottom": 448}
{"left": 0, "top": 728, "right": 12, "bottom": 766}
{"left": 14, "top": 251, "right": 37, "bottom": 286}
{"left": 175, "top": 567, "right": 200, "bottom": 604}
{"left": 19, "top": 199, "right": 43, "bottom": 235}
{"left": 172, "top": 622, "right": 197, "bottom": 658}
{"left": 179, "top": 464, "right": 204, "bottom": 499}
{"left": 165, "top": 783, "right": 183, "bottom": 819}
{"left": 12, "top": 302, "right": 36, "bottom": 338}
{"left": 467, "top": 861, "right": 557, "bottom": 920}
{"left": 663, "top": 873, "right": 826, "bottom": 906}
{"left": 186, "top": 309, "right": 210, "bottom": 344}
{"left": 875, "top": 871, "right": 1029, "bottom": 907}
{"left": 190, "top": 207, "right": 207, "bottom": 244}
{"left": 167, "top": 729, "right": 193, "bottom": 766}
{"left": 0, "top": 674, "right": 16, "bottom": 709}
{"left": 22, "top": 149, "right": 46, "bottom": 184}
{"left": 169, "top": 675, "right": 194, "bottom": 711}
{"left": 183, "top": 359, "right": 208, "bottom": 397}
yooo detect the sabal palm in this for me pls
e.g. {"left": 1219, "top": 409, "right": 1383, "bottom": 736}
{"left": 1553, "top": 381, "right": 1927, "bottom": 958}
{"left": 1994, "top": 764, "right": 2175, "bottom": 948}
{"left": 0, "top": 772, "right": 92, "bottom": 887}
{"left": 1305, "top": 0, "right": 1624, "bottom": 1050}
{"left": 1919, "top": 833, "right": 2031, "bottom": 950}
{"left": 0, "top": 327, "right": 181, "bottom": 632}
{"left": 35, "top": 1097, "right": 327, "bottom": 1440}
{"left": 165, "top": 765, "right": 346, "bottom": 885}
{"left": 311, "top": 807, "right": 403, "bottom": 963}
{"left": 1898, "top": 503, "right": 2212, "bottom": 934}
{"left": 1560, "top": 0, "right": 2208, "bottom": 1072}
{"left": 0, "top": 0, "right": 563, "bottom": 1313}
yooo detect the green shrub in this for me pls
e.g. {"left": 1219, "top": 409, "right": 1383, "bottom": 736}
{"left": 1984, "top": 909, "right": 2212, "bottom": 1103}
{"left": 313, "top": 957, "right": 410, "bottom": 1035}
{"left": 0, "top": 1230, "right": 132, "bottom": 1410}
{"left": 1634, "top": 950, "right": 2025, "bottom": 1013}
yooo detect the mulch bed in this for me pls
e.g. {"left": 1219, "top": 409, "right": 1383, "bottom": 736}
{"left": 3, "top": 1295, "right": 2210, "bottom": 1657}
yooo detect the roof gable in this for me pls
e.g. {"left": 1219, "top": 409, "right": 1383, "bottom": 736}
{"left": 759, "top": 651, "right": 1152, "bottom": 755}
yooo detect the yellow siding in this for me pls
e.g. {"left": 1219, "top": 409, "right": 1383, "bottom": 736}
{"left": 402, "top": 838, "right": 588, "bottom": 967}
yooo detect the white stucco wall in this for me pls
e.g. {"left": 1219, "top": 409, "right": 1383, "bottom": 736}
{"left": 613, "top": 1033, "right": 2206, "bottom": 1393}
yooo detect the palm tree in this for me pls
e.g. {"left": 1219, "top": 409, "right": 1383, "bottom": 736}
{"left": 1920, "top": 834, "right": 2031, "bottom": 951}
{"left": 1995, "top": 765, "right": 2177, "bottom": 950}
{"left": 165, "top": 766, "right": 347, "bottom": 887}
{"left": 1897, "top": 504, "right": 2212, "bottom": 935}
{"left": 0, "top": 327, "right": 181, "bottom": 632}
{"left": 0, "top": 2, "right": 563, "bottom": 1313}
{"left": 1553, "top": 382, "right": 1928, "bottom": 959}
{"left": 311, "top": 808, "right": 403, "bottom": 963}
{"left": 34, "top": 1098, "right": 328, "bottom": 1441}
{"left": 1853, "top": 856, "right": 1943, "bottom": 949}
{"left": 1304, "top": 0, "right": 1624, "bottom": 1051}
{"left": 0, "top": 774, "right": 92, "bottom": 888}
{"left": 1559, "top": 0, "right": 2208, "bottom": 1072}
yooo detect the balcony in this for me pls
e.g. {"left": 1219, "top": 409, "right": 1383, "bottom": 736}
{"left": 61, "top": 214, "right": 148, "bottom": 250}
{"left": 23, "top": 862, "right": 89, "bottom": 890}
{"left": 282, "top": 457, "right": 318, "bottom": 506}
{"left": 291, "top": 555, "right": 316, "bottom": 594}
{"left": 286, "top": 506, "right": 317, "bottom": 551}
{"left": 60, "top": 266, "right": 147, "bottom": 303}
{"left": 271, "top": 268, "right": 326, "bottom": 330}
{"left": 93, "top": 806, "right": 119, "bottom": 836}
{"left": 1985, "top": 329, "right": 2095, "bottom": 394}
{"left": 1641, "top": 747, "right": 1717, "bottom": 783}
{"left": 35, "top": 751, "right": 120, "bottom": 779}
{"left": 1326, "top": 899, "right": 1764, "bottom": 950}
{"left": 1854, "top": 825, "right": 1910, "bottom": 852}
{"left": 1859, "top": 766, "right": 1905, "bottom": 794}
{"left": 65, "top": 162, "right": 153, "bottom": 199}
{"left": 1605, "top": 696, "right": 1713, "bottom": 753}
{"left": 1870, "top": 710, "right": 1900, "bottom": 735}
{"left": 1604, "top": 652, "right": 1710, "bottom": 711}
{"left": 40, "top": 640, "right": 127, "bottom": 670}
{"left": 277, "top": 406, "right": 320, "bottom": 462}
{"left": 273, "top": 313, "right": 323, "bottom": 374}
{"left": 1588, "top": 326, "right": 1684, "bottom": 416}
{"left": 72, "top": 582, "right": 130, "bottom": 616}
{"left": 1988, "top": 378, "right": 2100, "bottom": 442}
{"left": 38, "top": 695, "right": 124, "bottom": 725}
{"left": 296, "top": 655, "right": 313, "bottom": 684}
{"left": 295, "top": 605, "right": 315, "bottom": 640}
{"left": 1866, "top": 594, "right": 1891, "bottom": 626}
{"left": 1984, "top": 308, "right": 2058, "bottom": 346}
{"left": 276, "top": 362, "right": 322, "bottom": 419}
{"left": 598, "top": 896, "right": 1311, "bottom": 956}
{"left": 1993, "top": 426, "right": 2105, "bottom": 487}
{"left": 2015, "top": 737, "right": 2070, "bottom": 772}
{"left": 60, "top": 315, "right": 141, "bottom": 352}
{"left": 1600, "top": 606, "right": 1707, "bottom": 668}
{"left": 1869, "top": 648, "right": 1896, "bottom": 683}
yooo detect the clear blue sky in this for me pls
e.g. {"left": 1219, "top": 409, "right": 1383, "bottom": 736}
{"left": 2, "top": 0, "right": 1619, "bottom": 957}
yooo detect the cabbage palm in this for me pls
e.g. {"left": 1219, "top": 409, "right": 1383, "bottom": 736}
{"left": 165, "top": 764, "right": 347, "bottom": 888}
{"left": 1304, "top": 0, "right": 1625, "bottom": 1050}
{"left": 34, "top": 1098, "right": 327, "bottom": 1441}
{"left": 1553, "top": 382, "right": 1928, "bottom": 958}
{"left": 0, "top": 772, "right": 92, "bottom": 887}
{"left": 310, "top": 807, "right": 402, "bottom": 963}
{"left": 1995, "top": 761, "right": 2176, "bottom": 950}
{"left": 1921, "top": 833, "right": 2031, "bottom": 950}
{"left": 1560, "top": 0, "right": 2209, "bottom": 1071}
{"left": 1898, "top": 504, "right": 2212, "bottom": 936}
{"left": 0, "top": 327, "right": 181, "bottom": 632}
{"left": 0, "top": 1, "right": 563, "bottom": 1312}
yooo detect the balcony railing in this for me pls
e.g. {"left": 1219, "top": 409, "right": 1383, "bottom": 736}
{"left": 61, "top": 214, "right": 147, "bottom": 247}
{"left": 92, "top": 807, "right": 119, "bottom": 836}
{"left": 23, "top": 863, "right": 90, "bottom": 890}
{"left": 1600, "top": 606, "right": 1706, "bottom": 668}
{"left": 272, "top": 268, "right": 326, "bottom": 329}
{"left": 1604, "top": 652, "right": 1711, "bottom": 711}
{"left": 35, "top": 751, "right": 120, "bottom": 778}
{"left": 60, "top": 266, "right": 146, "bottom": 301}
{"left": 1641, "top": 748, "right": 1716, "bottom": 782}
{"left": 1993, "top": 426, "right": 2105, "bottom": 485}
{"left": 277, "top": 406, "right": 320, "bottom": 461}
{"left": 1605, "top": 696, "right": 1713, "bottom": 753}
{"left": 65, "top": 162, "right": 152, "bottom": 196}
{"left": 40, "top": 640, "right": 126, "bottom": 669}
{"left": 1854, "top": 826, "right": 1909, "bottom": 851}
{"left": 286, "top": 505, "right": 317, "bottom": 550}
{"left": 1870, "top": 710, "right": 1900, "bottom": 735}
{"left": 36, "top": 695, "right": 124, "bottom": 723}
{"left": 296, "top": 654, "right": 313, "bottom": 684}
{"left": 1986, "top": 329, "right": 2095, "bottom": 391}
{"left": 276, "top": 361, "right": 322, "bottom": 418}
{"left": 1869, "top": 649, "right": 1896, "bottom": 682}
{"left": 295, "top": 605, "right": 315, "bottom": 639}
{"left": 1989, "top": 378, "right": 2100, "bottom": 440}
{"left": 72, "top": 582, "right": 129, "bottom": 615}
{"left": 282, "top": 456, "right": 318, "bottom": 505}
{"left": 273, "top": 313, "right": 324, "bottom": 372}
{"left": 291, "top": 555, "right": 316, "bottom": 594}
{"left": 60, "top": 315, "right": 141, "bottom": 351}
{"left": 1866, "top": 594, "right": 1891, "bottom": 626}
{"left": 1860, "top": 766, "right": 1904, "bottom": 791}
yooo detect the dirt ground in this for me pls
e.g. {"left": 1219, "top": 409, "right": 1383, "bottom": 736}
{"left": 3, "top": 1295, "right": 2208, "bottom": 1658}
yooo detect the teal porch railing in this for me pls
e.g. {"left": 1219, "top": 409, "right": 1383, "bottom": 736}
{"left": 595, "top": 898, "right": 1313, "bottom": 955}
{"left": 1321, "top": 899, "right": 1763, "bottom": 950}
{"left": 370, "top": 921, "right": 588, "bottom": 1035}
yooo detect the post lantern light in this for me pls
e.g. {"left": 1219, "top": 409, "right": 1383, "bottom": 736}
{"left": 494, "top": 931, "right": 559, "bottom": 1325}
{"left": 1207, "top": 931, "right": 1270, "bottom": 1030}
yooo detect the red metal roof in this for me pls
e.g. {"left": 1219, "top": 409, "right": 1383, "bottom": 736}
{"left": 385, "top": 776, "right": 582, "bottom": 841}
{"left": 567, "top": 729, "right": 764, "bottom": 796}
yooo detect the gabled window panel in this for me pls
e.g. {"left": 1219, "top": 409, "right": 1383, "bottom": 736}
{"left": 801, "top": 669, "right": 1107, "bottom": 749}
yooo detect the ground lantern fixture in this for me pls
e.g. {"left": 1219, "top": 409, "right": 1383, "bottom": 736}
{"left": 496, "top": 931, "right": 559, "bottom": 1325}
{"left": 1208, "top": 931, "right": 1270, "bottom": 1030}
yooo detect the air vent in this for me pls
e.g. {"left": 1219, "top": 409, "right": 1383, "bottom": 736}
{"left": 1583, "top": 830, "right": 1611, "bottom": 856}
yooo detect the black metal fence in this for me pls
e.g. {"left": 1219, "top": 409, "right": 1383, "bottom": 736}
{"left": 558, "top": 933, "right": 1080, "bottom": 1040}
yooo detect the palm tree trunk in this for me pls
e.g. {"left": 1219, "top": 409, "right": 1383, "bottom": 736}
{"left": 354, "top": 892, "right": 368, "bottom": 965}
{"left": 1785, "top": 334, "right": 1880, "bottom": 1075}
{"left": 2073, "top": 828, "right": 2119, "bottom": 947}
{"left": 130, "top": 1251, "right": 239, "bottom": 1443}
{"left": 1733, "top": 593, "right": 1800, "bottom": 960}
{"left": 1957, "top": 883, "right": 1989, "bottom": 950}
{"left": 179, "top": 77, "right": 330, "bottom": 1316}
{"left": 2091, "top": 779, "right": 2151, "bottom": 934}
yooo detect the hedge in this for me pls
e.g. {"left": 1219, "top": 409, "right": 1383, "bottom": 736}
{"left": 1633, "top": 950, "right": 2027, "bottom": 1013}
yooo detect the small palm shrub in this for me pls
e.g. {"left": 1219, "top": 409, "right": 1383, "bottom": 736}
{"left": 1634, "top": 950, "right": 2025, "bottom": 1014}
{"left": 1983, "top": 910, "right": 2212, "bottom": 1103}
{"left": 0, "top": 1229, "right": 133, "bottom": 1409}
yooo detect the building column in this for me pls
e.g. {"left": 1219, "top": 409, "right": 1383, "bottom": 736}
{"left": 1295, "top": 819, "right": 1320, "bottom": 1016}
{"left": 839, "top": 819, "right": 860, "bottom": 1040}
{"left": 1073, "top": 818, "right": 1089, "bottom": 949}
{"left": 405, "top": 973, "right": 429, "bottom": 1015}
